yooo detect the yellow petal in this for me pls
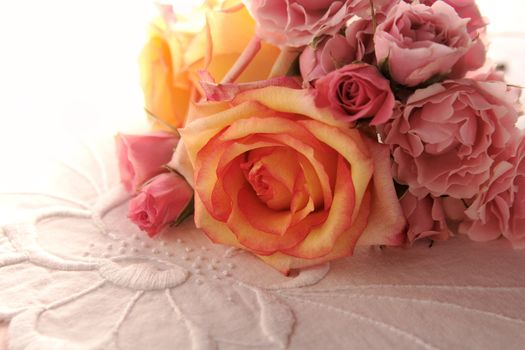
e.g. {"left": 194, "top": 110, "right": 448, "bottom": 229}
{"left": 258, "top": 191, "right": 371, "bottom": 274}
{"left": 233, "top": 87, "right": 346, "bottom": 128}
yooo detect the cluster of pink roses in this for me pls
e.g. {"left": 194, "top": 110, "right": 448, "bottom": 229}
{"left": 117, "top": 0, "right": 524, "bottom": 273}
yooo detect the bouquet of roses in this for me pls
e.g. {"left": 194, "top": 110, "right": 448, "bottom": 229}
{"left": 116, "top": 0, "right": 524, "bottom": 274}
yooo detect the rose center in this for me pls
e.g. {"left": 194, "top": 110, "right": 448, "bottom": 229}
{"left": 240, "top": 148, "right": 303, "bottom": 211}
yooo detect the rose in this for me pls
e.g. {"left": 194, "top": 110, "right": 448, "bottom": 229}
{"left": 381, "top": 79, "right": 520, "bottom": 199}
{"left": 467, "top": 62, "right": 523, "bottom": 115}
{"left": 299, "top": 35, "right": 356, "bottom": 83}
{"left": 299, "top": 10, "right": 388, "bottom": 82}
{"left": 380, "top": 0, "right": 488, "bottom": 80}
{"left": 242, "top": 0, "right": 396, "bottom": 50}
{"left": 343, "top": 0, "right": 397, "bottom": 20}
{"left": 243, "top": 0, "right": 353, "bottom": 47}
{"left": 466, "top": 61, "right": 505, "bottom": 82}
{"left": 402, "top": 0, "right": 486, "bottom": 35}
{"left": 140, "top": 3, "right": 279, "bottom": 129}
{"left": 128, "top": 172, "right": 194, "bottom": 237}
{"left": 179, "top": 85, "right": 405, "bottom": 273}
{"left": 400, "top": 192, "right": 450, "bottom": 243}
{"left": 410, "top": 0, "right": 487, "bottom": 79}
{"left": 459, "top": 134, "right": 525, "bottom": 248}
{"left": 379, "top": 0, "right": 487, "bottom": 80}
{"left": 116, "top": 132, "right": 179, "bottom": 193}
{"left": 374, "top": 2, "right": 474, "bottom": 87}
{"left": 345, "top": 16, "right": 381, "bottom": 65}
{"left": 314, "top": 63, "right": 395, "bottom": 125}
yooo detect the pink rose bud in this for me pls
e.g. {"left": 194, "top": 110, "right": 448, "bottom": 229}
{"left": 128, "top": 172, "right": 194, "bottom": 237}
{"left": 116, "top": 132, "right": 179, "bottom": 193}
{"left": 314, "top": 63, "right": 395, "bottom": 125}
{"left": 374, "top": 2, "right": 474, "bottom": 86}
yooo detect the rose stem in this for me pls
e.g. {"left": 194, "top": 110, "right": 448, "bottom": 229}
{"left": 219, "top": 2, "right": 244, "bottom": 13}
{"left": 268, "top": 46, "right": 301, "bottom": 78}
{"left": 144, "top": 108, "right": 181, "bottom": 136}
{"left": 369, "top": 0, "right": 377, "bottom": 33}
{"left": 221, "top": 36, "right": 262, "bottom": 84}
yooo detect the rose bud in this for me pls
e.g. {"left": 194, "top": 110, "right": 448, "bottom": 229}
{"left": 128, "top": 172, "right": 194, "bottom": 237}
{"left": 314, "top": 63, "right": 395, "bottom": 125}
{"left": 116, "top": 132, "right": 179, "bottom": 193}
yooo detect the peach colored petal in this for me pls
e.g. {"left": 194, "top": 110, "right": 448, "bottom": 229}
{"left": 258, "top": 191, "right": 371, "bottom": 274}
{"left": 140, "top": 32, "right": 189, "bottom": 128}
{"left": 194, "top": 195, "right": 244, "bottom": 248}
{"left": 299, "top": 120, "right": 373, "bottom": 221}
{"left": 237, "top": 186, "right": 294, "bottom": 236}
{"left": 225, "top": 178, "right": 314, "bottom": 254}
{"left": 233, "top": 86, "right": 346, "bottom": 128}
{"left": 264, "top": 132, "right": 335, "bottom": 210}
{"left": 281, "top": 156, "right": 356, "bottom": 259}
{"left": 181, "top": 101, "right": 269, "bottom": 163}
{"left": 217, "top": 116, "right": 336, "bottom": 209}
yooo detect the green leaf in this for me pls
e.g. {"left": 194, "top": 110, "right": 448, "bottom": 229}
{"left": 416, "top": 73, "right": 448, "bottom": 89}
{"left": 285, "top": 56, "right": 301, "bottom": 77}
{"left": 170, "top": 195, "right": 195, "bottom": 227}
{"left": 378, "top": 57, "right": 390, "bottom": 78}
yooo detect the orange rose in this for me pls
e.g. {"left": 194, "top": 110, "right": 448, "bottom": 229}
{"left": 180, "top": 86, "right": 406, "bottom": 273}
{"left": 140, "top": 2, "right": 280, "bottom": 129}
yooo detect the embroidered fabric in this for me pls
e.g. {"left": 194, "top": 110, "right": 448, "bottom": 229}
{"left": 1, "top": 136, "right": 525, "bottom": 350}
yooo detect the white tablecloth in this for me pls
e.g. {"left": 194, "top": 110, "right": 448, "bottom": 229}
{"left": 1, "top": 1, "right": 524, "bottom": 349}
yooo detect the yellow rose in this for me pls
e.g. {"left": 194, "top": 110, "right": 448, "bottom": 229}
{"left": 180, "top": 86, "right": 407, "bottom": 273}
{"left": 139, "top": 3, "right": 280, "bottom": 129}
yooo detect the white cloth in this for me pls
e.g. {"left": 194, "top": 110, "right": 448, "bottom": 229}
{"left": 1, "top": 132, "right": 525, "bottom": 350}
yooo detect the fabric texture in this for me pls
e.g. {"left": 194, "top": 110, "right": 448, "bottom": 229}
{"left": 0, "top": 137, "right": 524, "bottom": 350}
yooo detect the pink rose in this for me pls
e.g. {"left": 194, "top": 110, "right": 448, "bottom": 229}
{"left": 244, "top": 0, "right": 354, "bottom": 47}
{"left": 412, "top": 0, "right": 487, "bottom": 79}
{"left": 400, "top": 192, "right": 450, "bottom": 243}
{"left": 403, "top": 0, "right": 486, "bottom": 35}
{"left": 381, "top": 79, "right": 519, "bottom": 199}
{"left": 466, "top": 61, "right": 505, "bottom": 82}
{"left": 299, "top": 35, "right": 356, "bottom": 82}
{"left": 299, "top": 10, "right": 392, "bottom": 82}
{"left": 128, "top": 172, "right": 194, "bottom": 237}
{"left": 374, "top": 2, "right": 473, "bottom": 86}
{"left": 467, "top": 62, "right": 523, "bottom": 115}
{"left": 344, "top": 17, "right": 379, "bottom": 65}
{"left": 314, "top": 63, "right": 395, "bottom": 125}
{"left": 116, "top": 132, "right": 179, "bottom": 193}
{"left": 460, "top": 134, "right": 525, "bottom": 248}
